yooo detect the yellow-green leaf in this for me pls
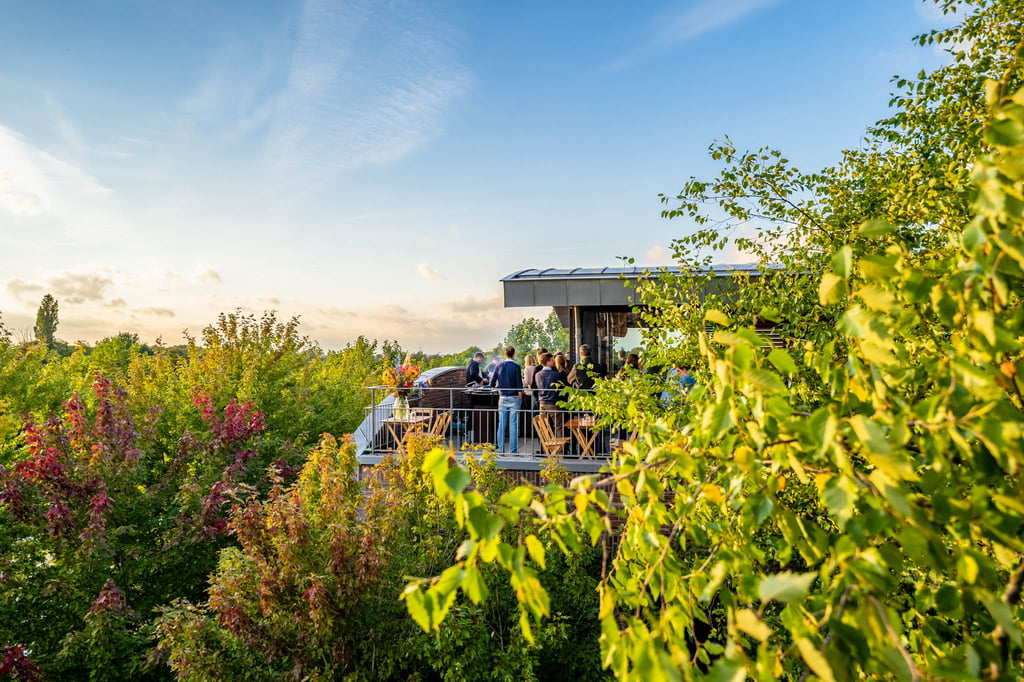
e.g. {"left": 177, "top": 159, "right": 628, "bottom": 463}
{"left": 525, "top": 534, "right": 546, "bottom": 570}
{"left": 819, "top": 273, "right": 846, "bottom": 305}
{"left": 735, "top": 608, "right": 773, "bottom": 642}
{"left": 795, "top": 637, "right": 836, "bottom": 682}
{"left": 758, "top": 571, "right": 816, "bottom": 604}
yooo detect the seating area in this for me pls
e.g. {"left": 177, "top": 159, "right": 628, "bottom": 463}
{"left": 354, "top": 370, "right": 637, "bottom": 474}
{"left": 363, "top": 400, "right": 629, "bottom": 461}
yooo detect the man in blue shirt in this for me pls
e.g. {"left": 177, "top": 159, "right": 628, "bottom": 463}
{"left": 490, "top": 345, "right": 524, "bottom": 454}
{"left": 661, "top": 365, "right": 696, "bottom": 404}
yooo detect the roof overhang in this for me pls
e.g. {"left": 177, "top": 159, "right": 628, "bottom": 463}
{"left": 500, "top": 264, "right": 765, "bottom": 308}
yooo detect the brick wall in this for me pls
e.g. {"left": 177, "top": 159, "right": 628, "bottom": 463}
{"left": 420, "top": 367, "right": 470, "bottom": 409}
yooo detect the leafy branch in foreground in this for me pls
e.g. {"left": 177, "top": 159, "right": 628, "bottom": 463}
{"left": 404, "top": 46, "right": 1024, "bottom": 682}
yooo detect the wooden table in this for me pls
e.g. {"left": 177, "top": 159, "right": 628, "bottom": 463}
{"left": 382, "top": 414, "right": 431, "bottom": 447}
{"left": 566, "top": 416, "right": 598, "bottom": 458}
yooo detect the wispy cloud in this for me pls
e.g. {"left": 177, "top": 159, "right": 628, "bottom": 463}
{"left": 0, "top": 125, "right": 133, "bottom": 241}
{"left": 644, "top": 245, "right": 675, "bottom": 266}
{"left": 264, "top": 0, "right": 471, "bottom": 181}
{"left": 444, "top": 292, "right": 503, "bottom": 315}
{"left": 417, "top": 263, "right": 446, "bottom": 280}
{"left": 47, "top": 271, "right": 115, "bottom": 303}
{"left": 195, "top": 268, "right": 223, "bottom": 284}
{"left": 5, "top": 279, "right": 44, "bottom": 301}
{"left": 45, "top": 93, "right": 134, "bottom": 160}
{"left": 134, "top": 306, "right": 175, "bottom": 318}
{"left": 654, "top": 0, "right": 783, "bottom": 46}
{"left": 176, "top": 43, "right": 280, "bottom": 145}
{"left": 913, "top": 0, "right": 952, "bottom": 23}
{"left": 306, "top": 293, "right": 518, "bottom": 352}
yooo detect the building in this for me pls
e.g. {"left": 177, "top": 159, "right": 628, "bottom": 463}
{"left": 355, "top": 264, "right": 772, "bottom": 476}
{"left": 501, "top": 264, "right": 769, "bottom": 369}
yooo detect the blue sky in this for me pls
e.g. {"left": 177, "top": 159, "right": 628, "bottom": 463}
{"left": 0, "top": 0, "right": 950, "bottom": 352}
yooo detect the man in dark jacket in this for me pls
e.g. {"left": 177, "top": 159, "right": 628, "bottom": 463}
{"left": 465, "top": 352, "right": 486, "bottom": 385}
{"left": 568, "top": 344, "right": 606, "bottom": 390}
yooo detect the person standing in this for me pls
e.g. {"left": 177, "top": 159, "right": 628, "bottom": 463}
{"left": 661, "top": 365, "right": 696, "bottom": 403}
{"left": 615, "top": 349, "right": 627, "bottom": 374}
{"left": 553, "top": 355, "right": 571, "bottom": 398}
{"left": 535, "top": 352, "right": 564, "bottom": 434}
{"left": 523, "top": 353, "right": 539, "bottom": 417}
{"left": 569, "top": 343, "right": 606, "bottom": 390}
{"left": 465, "top": 352, "right": 486, "bottom": 386}
{"left": 491, "top": 346, "right": 524, "bottom": 454}
{"left": 484, "top": 356, "right": 501, "bottom": 384}
{"left": 617, "top": 353, "right": 641, "bottom": 379}
{"left": 523, "top": 353, "right": 541, "bottom": 392}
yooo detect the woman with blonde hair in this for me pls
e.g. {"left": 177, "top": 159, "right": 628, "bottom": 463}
{"left": 523, "top": 353, "right": 538, "bottom": 416}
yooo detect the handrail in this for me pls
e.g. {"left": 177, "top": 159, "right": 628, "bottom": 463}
{"left": 356, "top": 384, "right": 624, "bottom": 461}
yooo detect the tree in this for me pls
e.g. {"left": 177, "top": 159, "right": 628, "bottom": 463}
{"left": 503, "top": 311, "right": 570, "bottom": 355}
{"left": 153, "top": 435, "right": 605, "bottom": 680}
{"left": 0, "top": 311, "right": 401, "bottom": 677}
{"left": 542, "top": 310, "right": 570, "bottom": 351}
{"left": 0, "top": 376, "right": 270, "bottom": 678}
{"left": 33, "top": 294, "right": 58, "bottom": 349}
{"left": 405, "top": 2, "right": 1024, "bottom": 678}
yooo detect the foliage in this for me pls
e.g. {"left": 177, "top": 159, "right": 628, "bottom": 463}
{"left": 404, "top": 3, "right": 1024, "bottom": 680}
{"left": 307, "top": 335, "right": 390, "bottom": 436}
{"left": 154, "top": 433, "right": 607, "bottom": 681}
{"left": 0, "top": 645, "right": 40, "bottom": 680}
{"left": 0, "top": 312, "right": 389, "bottom": 679}
{"left": 410, "top": 345, "right": 486, "bottom": 373}
{"left": 539, "top": 456, "right": 570, "bottom": 487}
{"left": 0, "top": 375, "right": 272, "bottom": 679}
{"left": 33, "top": 294, "right": 59, "bottom": 350}
{"left": 503, "top": 312, "right": 570, "bottom": 356}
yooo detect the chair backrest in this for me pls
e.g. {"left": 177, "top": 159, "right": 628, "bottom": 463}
{"left": 533, "top": 414, "right": 553, "bottom": 441}
{"left": 532, "top": 414, "right": 566, "bottom": 454}
{"left": 429, "top": 411, "right": 452, "bottom": 438}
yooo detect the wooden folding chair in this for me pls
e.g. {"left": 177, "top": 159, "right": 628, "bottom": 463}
{"left": 429, "top": 411, "right": 452, "bottom": 439}
{"left": 533, "top": 414, "right": 570, "bottom": 455}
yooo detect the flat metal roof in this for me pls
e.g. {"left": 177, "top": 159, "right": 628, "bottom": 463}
{"left": 499, "top": 261, "right": 765, "bottom": 280}
{"left": 501, "top": 264, "right": 765, "bottom": 308}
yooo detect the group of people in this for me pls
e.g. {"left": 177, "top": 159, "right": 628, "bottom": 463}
{"left": 465, "top": 344, "right": 699, "bottom": 454}
{"left": 464, "top": 343, "right": 610, "bottom": 454}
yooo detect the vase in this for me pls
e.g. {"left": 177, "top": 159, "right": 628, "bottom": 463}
{"left": 394, "top": 394, "right": 410, "bottom": 420}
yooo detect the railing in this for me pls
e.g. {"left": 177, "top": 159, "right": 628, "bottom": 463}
{"left": 359, "top": 385, "right": 629, "bottom": 461}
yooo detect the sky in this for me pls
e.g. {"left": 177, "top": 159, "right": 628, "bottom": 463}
{"left": 0, "top": 0, "right": 952, "bottom": 353}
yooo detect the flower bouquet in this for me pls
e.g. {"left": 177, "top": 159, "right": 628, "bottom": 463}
{"left": 382, "top": 354, "right": 421, "bottom": 419}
